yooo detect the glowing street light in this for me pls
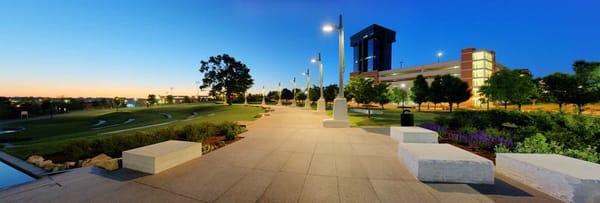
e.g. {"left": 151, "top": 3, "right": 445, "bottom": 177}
{"left": 311, "top": 53, "right": 326, "bottom": 113}
{"left": 301, "top": 68, "right": 310, "bottom": 109}
{"left": 436, "top": 51, "right": 443, "bottom": 63}
{"left": 321, "top": 14, "right": 349, "bottom": 127}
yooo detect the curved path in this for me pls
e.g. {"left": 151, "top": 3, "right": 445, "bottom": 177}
{"left": 0, "top": 106, "right": 559, "bottom": 202}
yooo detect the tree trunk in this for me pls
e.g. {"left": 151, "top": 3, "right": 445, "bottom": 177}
{"left": 367, "top": 106, "right": 371, "bottom": 119}
{"left": 518, "top": 104, "right": 522, "bottom": 111}
{"left": 558, "top": 103, "right": 563, "bottom": 113}
{"left": 449, "top": 102, "right": 453, "bottom": 112}
{"left": 577, "top": 104, "right": 583, "bottom": 115}
{"left": 486, "top": 101, "right": 490, "bottom": 111}
{"left": 504, "top": 102, "right": 508, "bottom": 110}
{"left": 418, "top": 103, "right": 421, "bottom": 112}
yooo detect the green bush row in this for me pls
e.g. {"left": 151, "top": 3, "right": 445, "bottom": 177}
{"left": 495, "top": 133, "right": 600, "bottom": 163}
{"left": 58, "top": 121, "right": 244, "bottom": 161}
{"left": 436, "top": 110, "right": 600, "bottom": 151}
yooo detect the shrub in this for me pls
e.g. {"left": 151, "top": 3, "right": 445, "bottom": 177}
{"left": 494, "top": 144, "right": 511, "bottom": 153}
{"left": 458, "top": 126, "right": 478, "bottom": 134}
{"left": 511, "top": 133, "right": 600, "bottom": 163}
{"left": 47, "top": 121, "right": 244, "bottom": 162}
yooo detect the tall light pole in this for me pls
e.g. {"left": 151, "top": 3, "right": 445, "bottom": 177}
{"left": 261, "top": 85, "right": 266, "bottom": 106}
{"left": 437, "top": 51, "right": 443, "bottom": 63}
{"left": 302, "top": 68, "right": 310, "bottom": 109}
{"left": 291, "top": 77, "right": 297, "bottom": 107}
{"left": 277, "top": 82, "right": 282, "bottom": 106}
{"left": 322, "top": 14, "right": 349, "bottom": 127}
{"left": 311, "top": 53, "right": 326, "bottom": 113}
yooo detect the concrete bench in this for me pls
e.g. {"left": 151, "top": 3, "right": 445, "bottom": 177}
{"left": 390, "top": 127, "right": 438, "bottom": 143}
{"left": 398, "top": 143, "right": 494, "bottom": 184}
{"left": 496, "top": 153, "right": 600, "bottom": 203}
{"left": 122, "top": 140, "right": 203, "bottom": 174}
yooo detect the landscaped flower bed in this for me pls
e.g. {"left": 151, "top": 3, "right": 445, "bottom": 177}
{"left": 421, "top": 109, "right": 600, "bottom": 163}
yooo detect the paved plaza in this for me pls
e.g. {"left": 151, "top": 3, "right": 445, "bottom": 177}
{"left": 0, "top": 106, "right": 559, "bottom": 202}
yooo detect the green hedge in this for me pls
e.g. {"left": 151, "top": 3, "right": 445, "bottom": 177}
{"left": 437, "top": 110, "right": 600, "bottom": 162}
{"left": 57, "top": 121, "right": 243, "bottom": 161}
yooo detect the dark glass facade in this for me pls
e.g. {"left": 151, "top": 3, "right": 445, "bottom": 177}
{"left": 350, "top": 24, "right": 396, "bottom": 73}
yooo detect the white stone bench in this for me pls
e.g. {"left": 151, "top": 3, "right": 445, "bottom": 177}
{"left": 122, "top": 140, "right": 203, "bottom": 174}
{"left": 390, "top": 127, "right": 438, "bottom": 143}
{"left": 398, "top": 143, "right": 494, "bottom": 184}
{"left": 496, "top": 153, "right": 600, "bottom": 203}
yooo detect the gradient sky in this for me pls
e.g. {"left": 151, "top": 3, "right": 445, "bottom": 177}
{"left": 1, "top": 0, "right": 599, "bottom": 98}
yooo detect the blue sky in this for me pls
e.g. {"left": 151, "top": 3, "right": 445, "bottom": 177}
{"left": 1, "top": 0, "right": 599, "bottom": 97}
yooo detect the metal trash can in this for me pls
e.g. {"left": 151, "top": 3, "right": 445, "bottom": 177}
{"left": 401, "top": 109, "right": 414, "bottom": 126}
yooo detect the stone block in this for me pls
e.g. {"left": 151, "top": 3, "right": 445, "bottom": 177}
{"left": 398, "top": 143, "right": 494, "bottom": 184}
{"left": 122, "top": 140, "right": 203, "bottom": 174}
{"left": 496, "top": 153, "right": 600, "bottom": 203}
{"left": 390, "top": 127, "right": 438, "bottom": 143}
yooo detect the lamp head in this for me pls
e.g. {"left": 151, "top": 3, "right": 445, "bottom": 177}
{"left": 322, "top": 24, "right": 335, "bottom": 32}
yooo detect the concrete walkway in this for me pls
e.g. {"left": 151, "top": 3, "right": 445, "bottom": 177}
{"left": 0, "top": 106, "right": 559, "bottom": 202}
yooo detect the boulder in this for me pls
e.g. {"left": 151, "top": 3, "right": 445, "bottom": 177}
{"left": 26, "top": 155, "right": 45, "bottom": 167}
{"left": 95, "top": 159, "right": 119, "bottom": 171}
{"left": 81, "top": 154, "right": 112, "bottom": 167}
{"left": 80, "top": 154, "right": 119, "bottom": 171}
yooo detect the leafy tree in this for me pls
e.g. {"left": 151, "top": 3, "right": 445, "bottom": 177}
{"left": 166, "top": 95, "right": 174, "bottom": 104}
{"left": 281, "top": 88, "right": 293, "bottom": 101}
{"left": 343, "top": 84, "right": 354, "bottom": 102}
{"left": 541, "top": 73, "right": 577, "bottom": 112}
{"left": 0, "top": 97, "right": 14, "bottom": 119}
{"left": 570, "top": 60, "right": 600, "bottom": 114}
{"left": 113, "top": 97, "right": 124, "bottom": 112}
{"left": 147, "top": 94, "right": 157, "bottom": 106}
{"left": 198, "top": 54, "right": 254, "bottom": 105}
{"left": 324, "top": 84, "right": 338, "bottom": 103}
{"left": 347, "top": 77, "right": 377, "bottom": 118}
{"left": 41, "top": 100, "right": 55, "bottom": 118}
{"left": 296, "top": 91, "right": 307, "bottom": 103}
{"left": 410, "top": 75, "right": 429, "bottom": 111}
{"left": 429, "top": 76, "right": 444, "bottom": 110}
{"left": 441, "top": 75, "right": 471, "bottom": 112}
{"left": 388, "top": 87, "right": 408, "bottom": 108}
{"left": 266, "top": 91, "right": 279, "bottom": 102}
{"left": 309, "top": 85, "right": 320, "bottom": 102}
{"left": 479, "top": 69, "right": 535, "bottom": 110}
{"left": 374, "top": 83, "right": 390, "bottom": 109}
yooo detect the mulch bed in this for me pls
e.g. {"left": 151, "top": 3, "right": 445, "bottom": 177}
{"left": 439, "top": 139, "right": 496, "bottom": 163}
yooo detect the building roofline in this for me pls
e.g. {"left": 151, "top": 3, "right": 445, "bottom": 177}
{"left": 380, "top": 60, "right": 461, "bottom": 74}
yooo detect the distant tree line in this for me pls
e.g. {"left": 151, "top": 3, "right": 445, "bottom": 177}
{"left": 409, "top": 74, "right": 472, "bottom": 112}
{"left": 478, "top": 60, "right": 600, "bottom": 114}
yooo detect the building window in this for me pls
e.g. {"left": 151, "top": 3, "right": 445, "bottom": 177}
{"left": 367, "top": 39, "right": 374, "bottom": 57}
{"left": 472, "top": 78, "right": 485, "bottom": 87}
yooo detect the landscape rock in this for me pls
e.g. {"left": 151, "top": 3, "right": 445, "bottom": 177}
{"left": 26, "top": 155, "right": 45, "bottom": 167}
{"left": 80, "top": 154, "right": 112, "bottom": 167}
{"left": 80, "top": 154, "right": 120, "bottom": 171}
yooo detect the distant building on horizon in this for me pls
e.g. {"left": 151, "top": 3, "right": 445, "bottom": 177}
{"left": 349, "top": 25, "right": 501, "bottom": 107}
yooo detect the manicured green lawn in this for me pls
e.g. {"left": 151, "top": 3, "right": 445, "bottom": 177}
{"left": 348, "top": 108, "right": 449, "bottom": 127}
{"left": 1, "top": 103, "right": 265, "bottom": 158}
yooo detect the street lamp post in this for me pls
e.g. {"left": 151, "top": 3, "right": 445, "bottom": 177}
{"left": 321, "top": 14, "right": 349, "bottom": 128}
{"left": 277, "top": 82, "right": 282, "bottom": 106}
{"left": 437, "top": 51, "right": 443, "bottom": 63}
{"left": 303, "top": 69, "right": 310, "bottom": 109}
{"left": 291, "top": 77, "right": 297, "bottom": 107}
{"left": 261, "top": 85, "right": 266, "bottom": 106}
{"left": 311, "top": 53, "right": 326, "bottom": 113}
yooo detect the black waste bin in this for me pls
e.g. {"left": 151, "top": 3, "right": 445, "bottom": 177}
{"left": 401, "top": 109, "right": 414, "bottom": 126}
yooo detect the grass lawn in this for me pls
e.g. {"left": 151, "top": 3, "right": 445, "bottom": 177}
{"left": 348, "top": 108, "right": 449, "bottom": 127}
{"left": 1, "top": 103, "right": 265, "bottom": 158}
